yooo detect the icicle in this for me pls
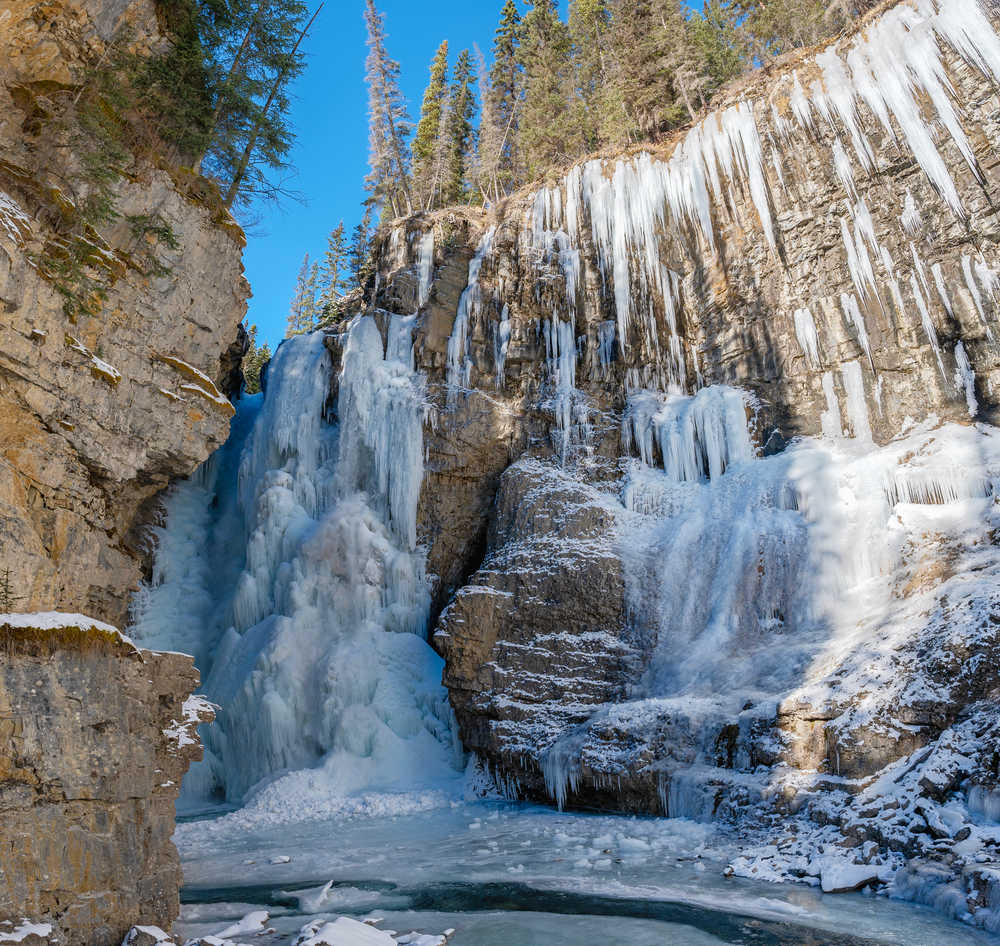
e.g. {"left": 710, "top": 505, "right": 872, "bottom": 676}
{"left": 820, "top": 372, "right": 843, "bottom": 438}
{"left": 415, "top": 230, "right": 435, "bottom": 309}
{"left": 840, "top": 293, "right": 875, "bottom": 370}
{"left": 910, "top": 273, "right": 947, "bottom": 379}
{"left": 954, "top": 340, "right": 978, "bottom": 417}
{"left": 962, "top": 255, "right": 996, "bottom": 340}
{"left": 446, "top": 228, "right": 495, "bottom": 402}
{"left": 494, "top": 305, "right": 512, "bottom": 390}
{"left": 841, "top": 360, "right": 872, "bottom": 442}
{"left": 623, "top": 386, "right": 754, "bottom": 483}
{"left": 832, "top": 138, "right": 857, "bottom": 198}
{"left": 900, "top": 190, "right": 923, "bottom": 238}
{"left": 931, "top": 263, "right": 955, "bottom": 320}
{"left": 794, "top": 307, "right": 822, "bottom": 368}
{"left": 598, "top": 320, "right": 617, "bottom": 376}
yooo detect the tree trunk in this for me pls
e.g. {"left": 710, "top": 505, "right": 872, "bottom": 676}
{"left": 224, "top": 3, "right": 324, "bottom": 208}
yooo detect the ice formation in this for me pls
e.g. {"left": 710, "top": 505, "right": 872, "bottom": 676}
{"left": 131, "top": 326, "right": 460, "bottom": 804}
{"left": 446, "top": 229, "right": 494, "bottom": 401}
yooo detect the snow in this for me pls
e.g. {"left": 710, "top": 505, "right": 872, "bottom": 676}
{"left": 295, "top": 919, "right": 393, "bottom": 946}
{"left": 0, "top": 191, "right": 31, "bottom": 244}
{"left": 123, "top": 927, "right": 174, "bottom": 946}
{"left": 0, "top": 921, "right": 52, "bottom": 944}
{"left": 214, "top": 912, "right": 269, "bottom": 939}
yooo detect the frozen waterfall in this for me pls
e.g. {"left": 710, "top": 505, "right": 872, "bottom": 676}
{"left": 130, "top": 322, "right": 461, "bottom": 807}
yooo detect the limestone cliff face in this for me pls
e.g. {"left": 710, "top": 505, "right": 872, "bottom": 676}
{"left": 0, "top": 615, "right": 212, "bottom": 946}
{"left": 351, "top": 0, "right": 1000, "bottom": 901}
{"left": 0, "top": 0, "right": 248, "bottom": 627}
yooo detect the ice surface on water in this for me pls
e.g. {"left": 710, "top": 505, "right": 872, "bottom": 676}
{"left": 131, "top": 326, "right": 460, "bottom": 804}
{"left": 173, "top": 803, "right": 993, "bottom": 946}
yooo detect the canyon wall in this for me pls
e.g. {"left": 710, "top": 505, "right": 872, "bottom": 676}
{"left": 0, "top": 0, "right": 248, "bottom": 627}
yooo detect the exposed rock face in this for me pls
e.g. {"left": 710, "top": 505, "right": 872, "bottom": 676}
{"left": 352, "top": 0, "right": 1000, "bottom": 925}
{"left": 0, "top": 0, "right": 248, "bottom": 627}
{"left": 0, "top": 615, "right": 211, "bottom": 946}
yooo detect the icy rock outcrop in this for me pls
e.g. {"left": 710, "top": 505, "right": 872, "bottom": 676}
{"left": 0, "top": 616, "right": 211, "bottom": 946}
{"left": 325, "top": 0, "right": 1000, "bottom": 925}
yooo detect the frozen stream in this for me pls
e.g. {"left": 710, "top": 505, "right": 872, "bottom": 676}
{"left": 175, "top": 800, "right": 992, "bottom": 946}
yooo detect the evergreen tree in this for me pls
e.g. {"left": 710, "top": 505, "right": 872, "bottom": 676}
{"left": 413, "top": 41, "right": 450, "bottom": 209}
{"left": 441, "top": 49, "right": 478, "bottom": 206}
{"left": 304, "top": 260, "right": 321, "bottom": 327}
{"left": 517, "top": 0, "right": 580, "bottom": 180}
{"left": 319, "top": 223, "right": 349, "bottom": 308}
{"left": 473, "top": 45, "right": 501, "bottom": 203}
{"left": 349, "top": 203, "right": 376, "bottom": 291}
{"left": 364, "top": 0, "right": 414, "bottom": 219}
{"left": 687, "top": 0, "right": 745, "bottom": 100}
{"left": 287, "top": 253, "right": 313, "bottom": 335}
{"left": 733, "top": 0, "right": 834, "bottom": 62}
{"left": 568, "top": 0, "right": 609, "bottom": 153}
{"left": 243, "top": 324, "right": 272, "bottom": 394}
{"left": 484, "top": 0, "right": 524, "bottom": 198}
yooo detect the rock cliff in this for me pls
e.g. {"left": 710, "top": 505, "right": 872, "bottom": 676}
{"left": 340, "top": 0, "right": 1000, "bottom": 923}
{"left": 0, "top": 614, "right": 212, "bottom": 946}
{"left": 0, "top": 0, "right": 248, "bottom": 627}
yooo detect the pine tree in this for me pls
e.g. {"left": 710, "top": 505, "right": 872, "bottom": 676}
{"left": 287, "top": 253, "right": 312, "bottom": 336}
{"left": 733, "top": 0, "right": 833, "bottom": 62}
{"left": 485, "top": 0, "right": 524, "bottom": 198}
{"left": 473, "top": 45, "right": 501, "bottom": 203}
{"left": 568, "top": 0, "right": 609, "bottom": 153}
{"left": 441, "top": 49, "right": 478, "bottom": 206}
{"left": 364, "top": 0, "right": 414, "bottom": 220}
{"left": 304, "top": 260, "right": 321, "bottom": 328}
{"left": 517, "top": 0, "right": 580, "bottom": 180}
{"left": 413, "top": 41, "right": 450, "bottom": 210}
{"left": 687, "top": 0, "right": 745, "bottom": 101}
{"left": 319, "top": 223, "right": 349, "bottom": 309}
{"left": 243, "top": 324, "right": 272, "bottom": 394}
{"left": 349, "top": 203, "right": 375, "bottom": 291}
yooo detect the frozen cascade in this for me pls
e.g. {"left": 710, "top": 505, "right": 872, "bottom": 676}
{"left": 622, "top": 386, "right": 754, "bottom": 483}
{"left": 130, "top": 326, "right": 461, "bottom": 805}
{"left": 537, "top": 405, "right": 1000, "bottom": 812}
{"left": 415, "top": 230, "right": 435, "bottom": 309}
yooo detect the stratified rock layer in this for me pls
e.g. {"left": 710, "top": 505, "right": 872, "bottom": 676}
{"left": 0, "top": 616, "right": 211, "bottom": 946}
{"left": 0, "top": 0, "right": 248, "bottom": 626}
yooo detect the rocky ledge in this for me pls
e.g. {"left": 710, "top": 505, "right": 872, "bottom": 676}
{"left": 0, "top": 614, "right": 211, "bottom": 946}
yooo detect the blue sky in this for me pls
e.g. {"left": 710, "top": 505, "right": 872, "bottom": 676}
{"left": 242, "top": 0, "right": 532, "bottom": 349}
